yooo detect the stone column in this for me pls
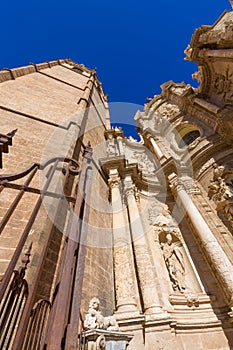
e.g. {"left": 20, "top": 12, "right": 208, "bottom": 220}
{"left": 149, "top": 136, "right": 164, "bottom": 160}
{"left": 169, "top": 173, "right": 233, "bottom": 307}
{"left": 109, "top": 169, "right": 139, "bottom": 314}
{"left": 123, "top": 175, "right": 166, "bottom": 317}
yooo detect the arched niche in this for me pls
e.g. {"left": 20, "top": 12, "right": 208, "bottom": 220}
{"left": 158, "top": 228, "right": 204, "bottom": 294}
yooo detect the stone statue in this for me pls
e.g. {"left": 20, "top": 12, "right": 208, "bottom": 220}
{"left": 106, "top": 134, "right": 117, "bottom": 156}
{"left": 84, "top": 297, "right": 119, "bottom": 331}
{"left": 84, "top": 297, "right": 105, "bottom": 330}
{"left": 208, "top": 164, "right": 233, "bottom": 228}
{"left": 161, "top": 233, "right": 186, "bottom": 293}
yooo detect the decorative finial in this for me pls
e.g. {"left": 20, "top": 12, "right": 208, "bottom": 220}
{"left": 18, "top": 242, "right": 33, "bottom": 279}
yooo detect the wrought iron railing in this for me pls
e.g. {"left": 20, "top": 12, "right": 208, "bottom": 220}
{"left": 0, "top": 142, "right": 93, "bottom": 349}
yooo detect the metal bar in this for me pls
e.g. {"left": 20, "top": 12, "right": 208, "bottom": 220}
{"left": 46, "top": 145, "right": 92, "bottom": 350}
{"left": 0, "top": 160, "right": 58, "bottom": 301}
{"left": 11, "top": 158, "right": 78, "bottom": 350}
{"left": 65, "top": 163, "right": 93, "bottom": 350}
{"left": 4, "top": 285, "right": 27, "bottom": 349}
{"left": 0, "top": 286, "right": 18, "bottom": 337}
{"left": 0, "top": 182, "right": 76, "bottom": 203}
{"left": 0, "top": 166, "right": 38, "bottom": 235}
{"left": 0, "top": 290, "right": 19, "bottom": 346}
{"left": 36, "top": 301, "right": 50, "bottom": 350}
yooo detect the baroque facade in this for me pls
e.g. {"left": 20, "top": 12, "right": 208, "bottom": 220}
{"left": 0, "top": 9, "right": 233, "bottom": 350}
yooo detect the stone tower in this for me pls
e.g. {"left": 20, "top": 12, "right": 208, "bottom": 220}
{"left": 0, "top": 10, "right": 233, "bottom": 350}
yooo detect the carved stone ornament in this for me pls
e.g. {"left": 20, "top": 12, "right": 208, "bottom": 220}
{"left": 185, "top": 291, "right": 200, "bottom": 309}
{"left": 149, "top": 203, "right": 176, "bottom": 229}
{"left": 184, "top": 44, "right": 193, "bottom": 61}
{"left": 169, "top": 173, "right": 200, "bottom": 196}
{"left": 196, "top": 158, "right": 215, "bottom": 178}
{"left": 108, "top": 176, "right": 120, "bottom": 190}
{"left": 84, "top": 297, "right": 119, "bottom": 332}
{"left": 213, "top": 67, "right": 233, "bottom": 102}
{"left": 106, "top": 133, "right": 118, "bottom": 157}
{"left": 124, "top": 183, "right": 139, "bottom": 203}
{"left": 199, "top": 19, "right": 233, "bottom": 45}
{"left": 208, "top": 164, "right": 233, "bottom": 229}
{"left": 170, "top": 83, "right": 191, "bottom": 96}
{"left": 192, "top": 68, "right": 204, "bottom": 90}
{"left": 96, "top": 335, "right": 106, "bottom": 350}
{"left": 156, "top": 102, "right": 180, "bottom": 119}
{"left": 114, "top": 246, "right": 136, "bottom": 304}
{"left": 132, "top": 151, "right": 156, "bottom": 175}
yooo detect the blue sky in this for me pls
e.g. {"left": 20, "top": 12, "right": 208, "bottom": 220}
{"left": 0, "top": 0, "right": 231, "bottom": 128}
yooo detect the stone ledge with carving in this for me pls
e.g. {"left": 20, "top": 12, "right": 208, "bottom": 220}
{"left": 81, "top": 329, "right": 134, "bottom": 350}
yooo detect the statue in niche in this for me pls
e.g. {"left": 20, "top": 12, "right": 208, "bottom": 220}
{"left": 208, "top": 164, "right": 233, "bottom": 228}
{"left": 160, "top": 233, "right": 186, "bottom": 293}
{"left": 84, "top": 297, "right": 119, "bottom": 331}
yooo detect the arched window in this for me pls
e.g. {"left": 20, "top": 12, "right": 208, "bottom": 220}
{"left": 181, "top": 129, "right": 200, "bottom": 147}
{"left": 176, "top": 123, "right": 201, "bottom": 148}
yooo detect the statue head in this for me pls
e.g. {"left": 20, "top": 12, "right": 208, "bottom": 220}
{"left": 89, "top": 297, "right": 100, "bottom": 311}
{"left": 165, "top": 233, "right": 173, "bottom": 245}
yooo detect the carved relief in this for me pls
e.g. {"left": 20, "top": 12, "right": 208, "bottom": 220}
{"left": 196, "top": 158, "right": 215, "bottom": 178}
{"left": 132, "top": 151, "right": 156, "bottom": 175}
{"left": 213, "top": 67, "right": 233, "bottom": 102}
{"left": 208, "top": 164, "right": 233, "bottom": 229}
{"left": 157, "top": 102, "right": 180, "bottom": 119}
{"left": 114, "top": 246, "right": 136, "bottom": 304}
{"left": 149, "top": 203, "right": 177, "bottom": 232}
{"left": 133, "top": 244, "right": 155, "bottom": 291}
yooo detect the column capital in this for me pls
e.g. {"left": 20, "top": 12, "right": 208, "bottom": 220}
{"left": 108, "top": 169, "right": 121, "bottom": 189}
{"left": 123, "top": 176, "right": 139, "bottom": 202}
{"left": 168, "top": 173, "right": 200, "bottom": 195}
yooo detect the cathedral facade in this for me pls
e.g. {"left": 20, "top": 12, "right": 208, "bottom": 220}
{"left": 0, "top": 10, "right": 233, "bottom": 350}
